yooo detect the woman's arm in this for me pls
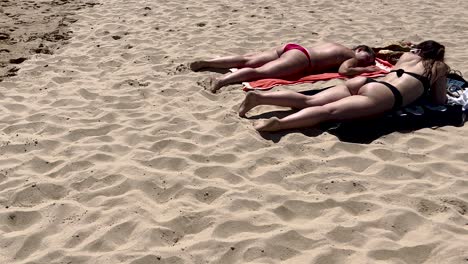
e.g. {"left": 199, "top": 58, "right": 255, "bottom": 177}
{"left": 338, "top": 58, "right": 380, "bottom": 76}
{"left": 430, "top": 62, "right": 449, "bottom": 104}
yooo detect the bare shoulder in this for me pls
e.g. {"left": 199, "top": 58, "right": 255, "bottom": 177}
{"left": 329, "top": 43, "right": 355, "bottom": 56}
{"left": 435, "top": 61, "right": 449, "bottom": 71}
{"left": 397, "top": 52, "right": 414, "bottom": 61}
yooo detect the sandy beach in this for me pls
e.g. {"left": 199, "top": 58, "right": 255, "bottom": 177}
{"left": 1, "top": 0, "right": 468, "bottom": 263}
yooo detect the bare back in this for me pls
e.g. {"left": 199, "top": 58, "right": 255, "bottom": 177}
{"left": 306, "top": 43, "right": 355, "bottom": 73}
{"left": 380, "top": 52, "right": 448, "bottom": 105}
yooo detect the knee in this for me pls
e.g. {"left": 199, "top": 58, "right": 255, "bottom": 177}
{"left": 322, "top": 105, "right": 341, "bottom": 117}
{"left": 243, "top": 55, "right": 260, "bottom": 67}
{"left": 305, "top": 97, "right": 318, "bottom": 106}
{"left": 243, "top": 67, "right": 260, "bottom": 75}
{"left": 251, "top": 68, "right": 269, "bottom": 76}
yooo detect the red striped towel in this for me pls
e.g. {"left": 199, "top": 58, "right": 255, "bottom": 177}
{"left": 240, "top": 58, "right": 394, "bottom": 91}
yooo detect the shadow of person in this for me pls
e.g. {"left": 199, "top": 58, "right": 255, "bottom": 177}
{"left": 246, "top": 110, "right": 325, "bottom": 143}
{"left": 246, "top": 109, "right": 296, "bottom": 120}
{"left": 244, "top": 102, "right": 466, "bottom": 144}
{"left": 193, "top": 67, "right": 231, "bottom": 74}
{"left": 257, "top": 127, "right": 324, "bottom": 143}
{"left": 327, "top": 109, "right": 466, "bottom": 144}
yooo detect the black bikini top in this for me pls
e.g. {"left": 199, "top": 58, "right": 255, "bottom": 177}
{"left": 390, "top": 69, "right": 431, "bottom": 94}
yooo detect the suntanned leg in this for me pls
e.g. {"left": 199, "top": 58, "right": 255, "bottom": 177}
{"left": 211, "top": 50, "right": 309, "bottom": 92}
{"left": 239, "top": 90, "right": 317, "bottom": 117}
{"left": 190, "top": 46, "right": 282, "bottom": 71}
{"left": 238, "top": 84, "right": 358, "bottom": 117}
{"left": 255, "top": 91, "right": 392, "bottom": 132}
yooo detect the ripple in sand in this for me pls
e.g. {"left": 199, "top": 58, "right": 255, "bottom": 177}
{"left": 0, "top": 210, "right": 41, "bottom": 232}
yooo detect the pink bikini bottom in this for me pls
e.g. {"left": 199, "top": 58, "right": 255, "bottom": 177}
{"left": 283, "top": 43, "right": 312, "bottom": 68}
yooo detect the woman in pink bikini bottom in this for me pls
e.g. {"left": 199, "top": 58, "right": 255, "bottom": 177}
{"left": 190, "top": 42, "right": 377, "bottom": 93}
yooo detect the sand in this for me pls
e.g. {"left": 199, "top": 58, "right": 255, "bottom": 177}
{"left": 0, "top": 0, "right": 467, "bottom": 263}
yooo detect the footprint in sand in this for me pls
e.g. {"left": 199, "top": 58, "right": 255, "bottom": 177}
{"left": 0, "top": 33, "right": 10, "bottom": 40}
{"left": 32, "top": 47, "right": 53, "bottom": 54}
{"left": 52, "top": 76, "right": 73, "bottom": 84}
{"left": 9, "top": 58, "right": 27, "bottom": 64}
{"left": 5, "top": 67, "right": 19, "bottom": 77}
{"left": 175, "top": 63, "right": 189, "bottom": 73}
{"left": 196, "top": 76, "right": 220, "bottom": 93}
{"left": 166, "top": 64, "right": 190, "bottom": 75}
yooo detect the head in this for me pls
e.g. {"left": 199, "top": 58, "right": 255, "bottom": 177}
{"left": 353, "top": 45, "right": 376, "bottom": 66}
{"left": 412, "top": 40, "right": 447, "bottom": 78}
{"left": 412, "top": 40, "right": 445, "bottom": 61}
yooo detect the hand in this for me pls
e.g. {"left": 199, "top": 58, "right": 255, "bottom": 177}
{"left": 367, "top": 65, "right": 381, "bottom": 72}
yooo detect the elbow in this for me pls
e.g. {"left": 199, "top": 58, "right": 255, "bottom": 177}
{"left": 339, "top": 69, "right": 352, "bottom": 76}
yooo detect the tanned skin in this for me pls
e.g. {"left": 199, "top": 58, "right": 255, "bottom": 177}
{"left": 190, "top": 42, "right": 378, "bottom": 93}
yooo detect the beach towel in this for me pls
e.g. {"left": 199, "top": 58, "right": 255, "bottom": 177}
{"left": 239, "top": 58, "right": 394, "bottom": 91}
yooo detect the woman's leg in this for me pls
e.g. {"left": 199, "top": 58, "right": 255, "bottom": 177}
{"left": 210, "top": 50, "right": 310, "bottom": 92}
{"left": 254, "top": 87, "right": 393, "bottom": 131}
{"left": 190, "top": 46, "right": 283, "bottom": 71}
{"left": 239, "top": 77, "right": 369, "bottom": 117}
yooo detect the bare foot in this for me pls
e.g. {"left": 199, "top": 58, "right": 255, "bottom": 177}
{"left": 197, "top": 76, "right": 223, "bottom": 93}
{"left": 254, "top": 117, "right": 281, "bottom": 132}
{"left": 189, "top": 60, "right": 207, "bottom": 71}
{"left": 238, "top": 91, "right": 259, "bottom": 117}
{"left": 208, "top": 77, "right": 223, "bottom": 93}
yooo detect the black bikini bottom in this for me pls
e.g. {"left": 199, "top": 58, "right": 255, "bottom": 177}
{"left": 365, "top": 78, "right": 403, "bottom": 110}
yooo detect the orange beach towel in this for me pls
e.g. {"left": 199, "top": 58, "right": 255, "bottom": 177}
{"left": 240, "top": 58, "right": 394, "bottom": 91}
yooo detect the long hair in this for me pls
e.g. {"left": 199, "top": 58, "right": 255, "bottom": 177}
{"left": 413, "top": 40, "right": 446, "bottom": 79}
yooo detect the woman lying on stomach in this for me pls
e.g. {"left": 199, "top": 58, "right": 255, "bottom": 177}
{"left": 238, "top": 40, "right": 449, "bottom": 132}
